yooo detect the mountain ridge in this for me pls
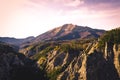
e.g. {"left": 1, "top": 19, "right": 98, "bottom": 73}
{"left": 0, "top": 36, "right": 35, "bottom": 46}
{"left": 0, "top": 24, "right": 105, "bottom": 47}
{"left": 34, "top": 24, "right": 105, "bottom": 42}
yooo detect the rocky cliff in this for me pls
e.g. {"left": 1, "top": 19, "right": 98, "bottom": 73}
{"left": 20, "top": 38, "right": 120, "bottom": 80}
{"left": 18, "top": 28, "right": 120, "bottom": 80}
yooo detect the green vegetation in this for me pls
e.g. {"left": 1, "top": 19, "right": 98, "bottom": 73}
{"left": 98, "top": 28, "right": 120, "bottom": 47}
{"left": 31, "top": 39, "right": 94, "bottom": 61}
{"left": 47, "top": 66, "right": 62, "bottom": 80}
{"left": 23, "top": 39, "right": 95, "bottom": 80}
{"left": 32, "top": 46, "right": 54, "bottom": 60}
{"left": 59, "top": 43, "right": 82, "bottom": 53}
{"left": 55, "top": 39, "right": 94, "bottom": 53}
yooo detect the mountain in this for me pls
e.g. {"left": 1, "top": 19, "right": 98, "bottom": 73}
{"left": 1, "top": 24, "right": 120, "bottom": 80}
{"left": 34, "top": 24, "right": 105, "bottom": 42}
{"left": 0, "top": 36, "right": 35, "bottom": 46}
{"left": 0, "top": 24, "right": 105, "bottom": 47}
{"left": 0, "top": 42, "right": 48, "bottom": 80}
{"left": 20, "top": 28, "right": 120, "bottom": 80}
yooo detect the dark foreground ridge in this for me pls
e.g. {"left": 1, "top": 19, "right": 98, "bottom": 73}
{"left": 0, "top": 42, "right": 48, "bottom": 80}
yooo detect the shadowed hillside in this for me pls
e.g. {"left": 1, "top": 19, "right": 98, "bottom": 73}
{"left": 0, "top": 42, "right": 48, "bottom": 80}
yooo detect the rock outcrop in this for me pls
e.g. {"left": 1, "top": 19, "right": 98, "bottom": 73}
{"left": 14, "top": 27, "right": 120, "bottom": 80}
{"left": 21, "top": 39, "right": 120, "bottom": 80}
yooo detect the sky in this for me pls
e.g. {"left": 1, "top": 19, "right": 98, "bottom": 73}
{"left": 0, "top": 0, "right": 120, "bottom": 38}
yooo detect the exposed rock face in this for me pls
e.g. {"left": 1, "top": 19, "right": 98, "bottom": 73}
{"left": 19, "top": 27, "right": 120, "bottom": 80}
{"left": 22, "top": 40, "right": 120, "bottom": 80}
{"left": 56, "top": 42, "right": 120, "bottom": 80}
{"left": 113, "top": 44, "right": 120, "bottom": 77}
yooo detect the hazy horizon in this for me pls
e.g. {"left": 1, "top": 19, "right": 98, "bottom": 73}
{"left": 0, "top": 23, "right": 106, "bottom": 38}
{"left": 0, "top": 0, "right": 120, "bottom": 38}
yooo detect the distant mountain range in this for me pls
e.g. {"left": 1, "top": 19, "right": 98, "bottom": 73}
{"left": 0, "top": 36, "right": 35, "bottom": 46}
{"left": 0, "top": 24, "right": 105, "bottom": 45}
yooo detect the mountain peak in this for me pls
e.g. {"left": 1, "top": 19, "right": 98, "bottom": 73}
{"left": 34, "top": 24, "right": 105, "bottom": 42}
{"left": 61, "top": 24, "right": 76, "bottom": 31}
{"left": 50, "top": 24, "right": 75, "bottom": 33}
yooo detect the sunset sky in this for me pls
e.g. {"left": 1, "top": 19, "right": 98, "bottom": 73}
{"left": 0, "top": 0, "right": 120, "bottom": 38}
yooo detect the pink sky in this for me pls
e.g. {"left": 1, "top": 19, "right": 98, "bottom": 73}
{"left": 0, "top": 0, "right": 120, "bottom": 38}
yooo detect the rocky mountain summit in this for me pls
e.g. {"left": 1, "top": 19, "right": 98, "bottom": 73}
{"left": 34, "top": 24, "right": 105, "bottom": 42}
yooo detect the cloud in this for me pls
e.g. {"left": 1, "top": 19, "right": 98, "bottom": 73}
{"left": 28, "top": 0, "right": 84, "bottom": 8}
{"left": 84, "top": 0, "right": 120, "bottom": 4}
{"left": 84, "top": 0, "right": 120, "bottom": 9}
{"left": 26, "top": 0, "right": 120, "bottom": 22}
{"left": 27, "top": 0, "right": 120, "bottom": 11}
{"left": 63, "top": 0, "right": 84, "bottom": 7}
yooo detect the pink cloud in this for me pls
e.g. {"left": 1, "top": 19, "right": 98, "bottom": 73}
{"left": 28, "top": 0, "right": 84, "bottom": 9}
